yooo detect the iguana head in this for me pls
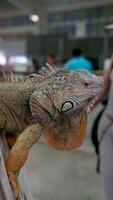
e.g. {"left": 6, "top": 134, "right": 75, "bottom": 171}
{"left": 43, "top": 69, "right": 105, "bottom": 150}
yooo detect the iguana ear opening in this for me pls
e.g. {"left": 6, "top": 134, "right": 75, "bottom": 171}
{"left": 44, "top": 113, "right": 87, "bottom": 150}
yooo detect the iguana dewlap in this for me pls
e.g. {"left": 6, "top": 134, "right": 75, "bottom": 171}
{"left": 45, "top": 112, "right": 87, "bottom": 149}
{"left": 0, "top": 68, "right": 104, "bottom": 199}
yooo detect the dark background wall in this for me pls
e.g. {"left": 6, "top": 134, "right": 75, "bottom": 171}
{"left": 26, "top": 34, "right": 113, "bottom": 69}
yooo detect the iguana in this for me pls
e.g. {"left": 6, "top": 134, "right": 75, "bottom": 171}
{"left": 0, "top": 67, "right": 104, "bottom": 199}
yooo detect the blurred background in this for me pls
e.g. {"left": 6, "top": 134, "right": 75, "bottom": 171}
{"left": 0, "top": 0, "right": 113, "bottom": 200}
{"left": 0, "top": 0, "right": 113, "bottom": 72}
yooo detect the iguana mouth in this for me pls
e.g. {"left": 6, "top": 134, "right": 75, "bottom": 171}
{"left": 60, "top": 89, "right": 103, "bottom": 116}
{"left": 86, "top": 94, "right": 99, "bottom": 113}
{"left": 59, "top": 95, "right": 98, "bottom": 116}
{"left": 87, "top": 98, "right": 97, "bottom": 112}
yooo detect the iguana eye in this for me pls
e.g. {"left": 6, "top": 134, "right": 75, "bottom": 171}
{"left": 61, "top": 101, "right": 74, "bottom": 113}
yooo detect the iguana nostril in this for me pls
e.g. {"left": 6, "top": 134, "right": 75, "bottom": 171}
{"left": 81, "top": 79, "right": 91, "bottom": 86}
{"left": 84, "top": 82, "right": 90, "bottom": 86}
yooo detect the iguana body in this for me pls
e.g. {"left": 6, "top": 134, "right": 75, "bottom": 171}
{"left": 0, "top": 68, "right": 104, "bottom": 199}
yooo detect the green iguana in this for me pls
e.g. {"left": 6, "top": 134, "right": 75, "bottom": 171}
{"left": 0, "top": 67, "right": 104, "bottom": 199}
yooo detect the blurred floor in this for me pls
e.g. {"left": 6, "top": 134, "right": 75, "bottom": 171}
{"left": 26, "top": 105, "right": 105, "bottom": 200}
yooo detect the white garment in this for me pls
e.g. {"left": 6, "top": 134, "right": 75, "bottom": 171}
{"left": 100, "top": 127, "right": 113, "bottom": 200}
{"left": 98, "top": 73, "right": 113, "bottom": 200}
{"left": 0, "top": 133, "right": 33, "bottom": 200}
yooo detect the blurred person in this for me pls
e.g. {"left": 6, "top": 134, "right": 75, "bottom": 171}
{"left": 91, "top": 58, "right": 112, "bottom": 173}
{"left": 98, "top": 56, "right": 113, "bottom": 200}
{"left": 64, "top": 48, "right": 93, "bottom": 71}
{"left": 92, "top": 55, "right": 113, "bottom": 200}
{"left": 46, "top": 54, "right": 57, "bottom": 66}
{"left": 28, "top": 58, "right": 40, "bottom": 73}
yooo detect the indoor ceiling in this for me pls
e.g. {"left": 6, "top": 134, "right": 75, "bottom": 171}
{"left": 0, "top": 0, "right": 20, "bottom": 16}
{"left": 1, "top": 0, "right": 113, "bottom": 17}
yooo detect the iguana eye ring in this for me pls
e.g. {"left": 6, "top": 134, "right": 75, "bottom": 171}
{"left": 61, "top": 100, "right": 74, "bottom": 113}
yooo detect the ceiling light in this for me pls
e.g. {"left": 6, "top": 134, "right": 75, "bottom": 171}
{"left": 29, "top": 14, "right": 39, "bottom": 22}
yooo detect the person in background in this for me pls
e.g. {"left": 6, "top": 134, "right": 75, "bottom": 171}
{"left": 28, "top": 58, "right": 40, "bottom": 73}
{"left": 64, "top": 48, "right": 93, "bottom": 71}
{"left": 98, "top": 56, "right": 113, "bottom": 200}
{"left": 46, "top": 54, "right": 57, "bottom": 66}
{"left": 91, "top": 57, "right": 112, "bottom": 173}
{"left": 92, "top": 55, "right": 113, "bottom": 200}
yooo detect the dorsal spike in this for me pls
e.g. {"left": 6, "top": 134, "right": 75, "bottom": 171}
{"left": 45, "top": 63, "right": 54, "bottom": 71}
{"left": 9, "top": 71, "right": 17, "bottom": 82}
{"left": 0, "top": 66, "right": 64, "bottom": 83}
{"left": 0, "top": 71, "right": 19, "bottom": 82}
{"left": 2, "top": 70, "right": 7, "bottom": 80}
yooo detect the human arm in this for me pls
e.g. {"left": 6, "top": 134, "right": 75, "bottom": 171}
{"left": 92, "top": 56, "right": 113, "bottom": 108}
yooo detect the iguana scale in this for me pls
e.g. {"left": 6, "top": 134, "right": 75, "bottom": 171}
{"left": 0, "top": 67, "right": 104, "bottom": 199}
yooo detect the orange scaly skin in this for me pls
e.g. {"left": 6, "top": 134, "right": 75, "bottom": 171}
{"left": 0, "top": 68, "right": 104, "bottom": 199}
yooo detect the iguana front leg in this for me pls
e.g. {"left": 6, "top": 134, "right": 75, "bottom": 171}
{"left": 5, "top": 124, "right": 42, "bottom": 200}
